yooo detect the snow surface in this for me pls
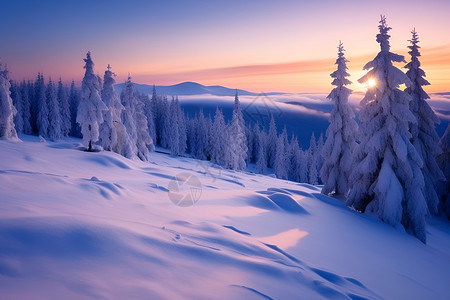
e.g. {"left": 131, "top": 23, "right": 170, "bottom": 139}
{"left": 1, "top": 136, "right": 450, "bottom": 299}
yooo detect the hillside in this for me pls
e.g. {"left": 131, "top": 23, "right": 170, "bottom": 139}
{"left": 1, "top": 136, "right": 449, "bottom": 299}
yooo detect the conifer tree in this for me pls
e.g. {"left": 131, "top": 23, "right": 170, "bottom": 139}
{"left": 321, "top": 42, "right": 358, "bottom": 195}
{"left": 77, "top": 52, "right": 107, "bottom": 152}
{"left": 99, "top": 65, "right": 118, "bottom": 152}
{"left": 405, "top": 29, "right": 445, "bottom": 213}
{"left": 274, "top": 127, "right": 289, "bottom": 179}
{"left": 308, "top": 132, "right": 319, "bottom": 185}
{"left": 255, "top": 124, "right": 267, "bottom": 174}
{"left": 347, "top": 16, "right": 427, "bottom": 243}
{"left": 289, "top": 134, "right": 302, "bottom": 181}
{"left": 11, "top": 82, "right": 24, "bottom": 133}
{"left": 20, "top": 81, "right": 32, "bottom": 134}
{"left": 210, "top": 107, "right": 226, "bottom": 165}
{"left": 168, "top": 96, "right": 181, "bottom": 155}
{"left": 266, "top": 115, "right": 278, "bottom": 168}
{"left": 225, "top": 91, "right": 247, "bottom": 170}
{"left": 58, "top": 79, "right": 71, "bottom": 137}
{"left": 36, "top": 73, "right": 49, "bottom": 137}
{"left": 143, "top": 92, "right": 156, "bottom": 146}
{"left": 102, "top": 65, "right": 133, "bottom": 157}
{"left": 69, "top": 81, "right": 81, "bottom": 137}
{"left": 176, "top": 96, "right": 187, "bottom": 155}
{"left": 120, "top": 75, "right": 153, "bottom": 160}
{"left": 47, "top": 79, "right": 62, "bottom": 140}
{"left": 159, "top": 96, "right": 171, "bottom": 149}
{"left": 0, "top": 63, "right": 18, "bottom": 140}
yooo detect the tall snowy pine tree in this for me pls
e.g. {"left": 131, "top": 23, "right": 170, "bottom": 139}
{"left": 405, "top": 29, "right": 445, "bottom": 214}
{"left": 321, "top": 42, "right": 358, "bottom": 195}
{"left": 307, "top": 133, "right": 319, "bottom": 185}
{"left": 121, "top": 76, "right": 154, "bottom": 160}
{"left": 225, "top": 91, "right": 247, "bottom": 170}
{"left": 0, "top": 63, "right": 18, "bottom": 140}
{"left": 347, "top": 16, "right": 428, "bottom": 243}
{"left": 100, "top": 65, "right": 120, "bottom": 152}
{"left": 58, "top": 79, "right": 71, "bottom": 137}
{"left": 266, "top": 115, "right": 278, "bottom": 169}
{"left": 46, "top": 79, "right": 62, "bottom": 141}
{"left": 77, "top": 52, "right": 107, "bottom": 152}
{"left": 36, "top": 73, "right": 49, "bottom": 138}
{"left": 274, "top": 127, "right": 289, "bottom": 179}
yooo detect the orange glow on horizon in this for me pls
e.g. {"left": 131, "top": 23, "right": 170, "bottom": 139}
{"left": 123, "top": 44, "right": 450, "bottom": 94}
{"left": 8, "top": 44, "right": 450, "bottom": 95}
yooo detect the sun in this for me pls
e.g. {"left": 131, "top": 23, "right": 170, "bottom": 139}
{"left": 368, "top": 78, "right": 376, "bottom": 88}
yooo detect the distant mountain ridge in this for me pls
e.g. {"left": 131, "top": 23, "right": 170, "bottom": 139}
{"left": 114, "top": 81, "right": 281, "bottom": 96}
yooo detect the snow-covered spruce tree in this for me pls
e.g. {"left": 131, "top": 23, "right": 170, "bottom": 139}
{"left": 307, "top": 132, "right": 319, "bottom": 185}
{"left": 266, "top": 115, "right": 278, "bottom": 168}
{"left": 10, "top": 82, "right": 24, "bottom": 133}
{"left": 47, "top": 79, "right": 62, "bottom": 141}
{"left": 0, "top": 63, "right": 18, "bottom": 140}
{"left": 437, "top": 124, "right": 450, "bottom": 218}
{"left": 289, "top": 134, "right": 301, "bottom": 181}
{"left": 347, "top": 16, "right": 427, "bottom": 243}
{"left": 316, "top": 133, "right": 324, "bottom": 183}
{"left": 29, "top": 78, "right": 39, "bottom": 134}
{"left": 245, "top": 125, "right": 255, "bottom": 164}
{"left": 69, "top": 81, "right": 81, "bottom": 137}
{"left": 20, "top": 81, "right": 32, "bottom": 134}
{"left": 102, "top": 66, "right": 133, "bottom": 157}
{"left": 176, "top": 96, "right": 187, "bottom": 155}
{"left": 405, "top": 29, "right": 445, "bottom": 214}
{"left": 255, "top": 124, "right": 267, "bottom": 174}
{"left": 225, "top": 91, "right": 247, "bottom": 170}
{"left": 274, "top": 127, "right": 289, "bottom": 179}
{"left": 120, "top": 76, "right": 139, "bottom": 156}
{"left": 99, "top": 65, "right": 118, "bottom": 152}
{"left": 57, "top": 79, "right": 71, "bottom": 137}
{"left": 150, "top": 86, "right": 163, "bottom": 145}
{"left": 36, "top": 73, "right": 49, "bottom": 137}
{"left": 159, "top": 96, "right": 171, "bottom": 149}
{"left": 77, "top": 52, "right": 107, "bottom": 152}
{"left": 210, "top": 107, "right": 226, "bottom": 165}
{"left": 143, "top": 91, "right": 156, "bottom": 146}
{"left": 299, "top": 150, "right": 309, "bottom": 183}
{"left": 120, "top": 75, "right": 153, "bottom": 160}
{"left": 321, "top": 42, "right": 358, "bottom": 195}
{"left": 193, "top": 109, "right": 209, "bottom": 160}
{"left": 135, "top": 91, "right": 154, "bottom": 159}
{"left": 168, "top": 96, "right": 181, "bottom": 155}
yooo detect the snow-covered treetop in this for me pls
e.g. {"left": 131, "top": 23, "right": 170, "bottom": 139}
{"left": 377, "top": 15, "right": 391, "bottom": 52}
{"left": 330, "top": 41, "right": 352, "bottom": 88}
{"left": 83, "top": 52, "right": 95, "bottom": 77}
{"left": 359, "top": 16, "right": 410, "bottom": 93}
{"left": 405, "top": 29, "right": 430, "bottom": 95}
{"left": 104, "top": 65, "right": 116, "bottom": 86}
{"left": 0, "top": 61, "right": 8, "bottom": 77}
{"left": 234, "top": 89, "right": 241, "bottom": 113}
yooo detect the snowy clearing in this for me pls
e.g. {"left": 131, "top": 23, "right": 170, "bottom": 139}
{"left": 0, "top": 136, "right": 449, "bottom": 299}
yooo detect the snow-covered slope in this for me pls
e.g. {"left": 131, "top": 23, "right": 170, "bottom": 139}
{"left": 1, "top": 136, "right": 449, "bottom": 299}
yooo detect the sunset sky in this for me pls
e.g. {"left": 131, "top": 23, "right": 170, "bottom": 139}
{"left": 1, "top": 0, "right": 449, "bottom": 93}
